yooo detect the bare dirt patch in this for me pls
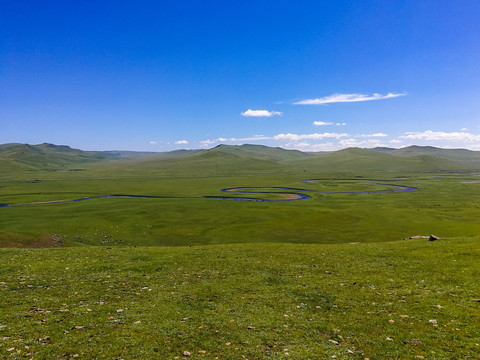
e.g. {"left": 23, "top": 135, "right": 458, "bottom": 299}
{"left": 0, "top": 233, "right": 63, "bottom": 248}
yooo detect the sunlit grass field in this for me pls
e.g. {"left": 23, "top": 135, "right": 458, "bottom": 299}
{"left": 1, "top": 167, "right": 479, "bottom": 358}
{"left": 1, "top": 238, "right": 479, "bottom": 359}
{"left": 1, "top": 172, "right": 479, "bottom": 247}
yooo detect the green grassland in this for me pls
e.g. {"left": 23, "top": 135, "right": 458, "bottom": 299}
{"left": 1, "top": 238, "right": 479, "bottom": 359}
{"left": 1, "top": 143, "right": 480, "bottom": 358}
{"left": 1, "top": 173, "right": 479, "bottom": 247}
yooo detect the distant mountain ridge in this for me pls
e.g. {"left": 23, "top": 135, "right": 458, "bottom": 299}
{"left": 371, "top": 145, "right": 480, "bottom": 166}
{"left": 0, "top": 143, "right": 115, "bottom": 172}
{"left": 1, "top": 142, "right": 479, "bottom": 175}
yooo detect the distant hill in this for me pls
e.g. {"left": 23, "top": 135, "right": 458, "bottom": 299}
{"left": 207, "top": 144, "right": 310, "bottom": 161}
{"left": 371, "top": 145, "right": 480, "bottom": 166}
{"left": 0, "top": 143, "right": 116, "bottom": 172}
{"left": 102, "top": 150, "right": 158, "bottom": 158}
{"left": 1, "top": 142, "right": 479, "bottom": 176}
{"left": 92, "top": 144, "right": 479, "bottom": 175}
{"left": 95, "top": 144, "right": 299, "bottom": 176}
{"left": 297, "top": 147, "right": 474, "bottom": 172}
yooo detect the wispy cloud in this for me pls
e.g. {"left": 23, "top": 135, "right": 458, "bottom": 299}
{"left": 339, "top": 138, "right": 387, "bottom": 148}
{"left": 241, "top": 109, "right": 282, "bottom": 117}
{"left": 199, "top": 132, "right": 348, "bottom": 146}
{"left": 282, "top": 138, "right": 388, "bottom": 151}
{"left": 313, "top": 121, "right": 347, "bottom": 126}
{"left": 197, "top": 128, "right": 480, "bottom": 152}
{"left": 273, "top": 133, "right": 348, "bottom": 141}
{"left": 200, "top": 136, "right": 268, "bottom": 146}
{"left": 175, "top": 140, "right": 189, "bottom": 145}
{"left": 358, "top": 133, "right": 388, "bottom": 138}
{"left": 294, "top": 92, "right": 405, "bottom": 105}
{"left": 282, "top": 142, "right": 340, "bottom": 151}
{"left": 400, "top": 130, "right": 480, "bottom": 142}
{"left": 149, "top": 141, "right": 158, "bottom": 144}
{"left": 200, "top": 138, "right": 227, "bottom": 146}
{"left": 199, "top": 131, "right": 393, "bottom": 147}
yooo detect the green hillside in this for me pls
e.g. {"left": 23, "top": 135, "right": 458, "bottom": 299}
{"left": 85, "top": 144, "right": 480, "bottom": 177}
{"left": 295, "top": 147, "right": 474, "bottom": 172}
{"left": 84, "top": 144, "right": 306, "bottom": 177}
{"left": 385, "top": 145, "right": 480, "bottom": 166}
{"left": 1, "top": 143, "right": 479, "bottom": 179}
{"left": 0, "top": 143, "right": 115, "bottom": 173}
{"left": 209, "top": 144, "right": 310, "bottom": 161}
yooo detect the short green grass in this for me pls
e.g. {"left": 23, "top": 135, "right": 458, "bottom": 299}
{"left": 1, "top": 237, "right": 479, "bottom": 359}
{"left": 1, "top": 166, "right": 480, "bottom": 358}
{"left": 1, "top": 173, "right": 479, "bottom": 247}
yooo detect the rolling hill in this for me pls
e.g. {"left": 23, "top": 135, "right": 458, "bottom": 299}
{"left": 1, "top": 143, "right": 479, "bottom": 177}
{"left": 296, "top": 147, "right": 475, "bottom": 172}
{"left": 373, "top": 145, "right": 480, "bottom": 166}
{"left": 0, "top": 143, "right": 120, "bottom": 172}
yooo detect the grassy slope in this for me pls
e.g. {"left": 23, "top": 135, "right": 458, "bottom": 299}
{"left": 3, "top": 143, "right": 479, "bottom": 180}
{"left": 85, "top": 144, "right": 310, "bottom": 178}
{"left": 0, "top": 143, "right": 117, "bottom": 174}
{"left": 388, "top": 146, "right": 480, "bottom": 166}
{"left": 295, "top": 148, "right": 474, "bottom": 172}
{"left": 80, "top": 146, "right": 478, "bottom": 177}
{"left": 1, "top": 237, "right": 479, "bottom": 359}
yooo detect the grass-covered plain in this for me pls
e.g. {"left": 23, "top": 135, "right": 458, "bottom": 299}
{"left": 1, "top": 144, "right": 480, "bottom": 358}
{"left": 1, "top": 238, "right": 479, "bottom": 359}
{"left": 1, "top": 173, "right": 479, "bottom": 247}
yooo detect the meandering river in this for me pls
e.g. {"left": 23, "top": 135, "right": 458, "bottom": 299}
{"left": 0, "top": 180, "right": 418, "bottom": 207}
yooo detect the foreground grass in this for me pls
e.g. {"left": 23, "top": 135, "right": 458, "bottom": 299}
{"left": 1, "top": 237, "right": 479, "bottom": 359}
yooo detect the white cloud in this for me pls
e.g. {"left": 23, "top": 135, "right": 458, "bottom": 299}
{"left": 241, "top": 109, "right": 282, "bottom": 117}
{"left": 149, "top": 141, "right": 158, "bottom": 144}
{"left": 294, "top": 92, "right": 405, "bottom": 105}
{"left": 199, "top": 133, "right": 348, "bottom": 147}
{"left": 339, "top": 138, "right": 387, "bottom": 148}
{"left": 358, "top": 133, "right": 388, "bottom": 138}
{"left": 280, "top": 136, "right": 389, "bottom": 151}
{"left": 294, "top": 142, "right": 312, "bottom": 148}
{"left": 273, "top": 133, "right": 349, "bottom": 141}
{"left": 282, "top": 142, "right": 341, "bottom": 152}
{"left": 175, "top": 140, "right": 189, "bottom": 145}
{"left": 197, "top": 128, "right": 480, "bottom": 152}
{"left": 400, "top": 130, "right": 480, "bottom": 142}
{"left": 199, "top": 131, "right": 390, "bottom": 148}
{"left": 313, "top": 121, "right": 347, "bottom": 126}
{"left": 200, "top": 137, "right": 229, "bottom": 146}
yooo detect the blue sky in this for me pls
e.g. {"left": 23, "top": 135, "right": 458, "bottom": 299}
{"left": 1, "top": 1, "right": 479, "bottom": 151}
